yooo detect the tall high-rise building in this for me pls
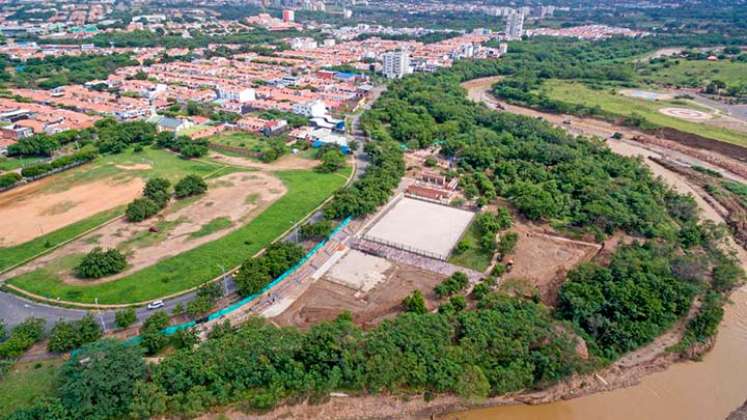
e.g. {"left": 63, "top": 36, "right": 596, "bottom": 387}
{"left": 382, "top": 50, "right": 410, "bottom": 79}
{"left": 505, "top": 11, "right": 524, "bottom": 40}
{"left": 282, "top": 9, "right": 295, "bottom": 22}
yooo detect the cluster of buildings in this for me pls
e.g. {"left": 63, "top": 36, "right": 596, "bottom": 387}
{"left": 526, "top": 25, "right": 649, "bottom": 40}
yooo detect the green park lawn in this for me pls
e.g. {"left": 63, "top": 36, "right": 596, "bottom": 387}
{"left": 0, "top": 147, "right": 224, "bottom": 273}
{"left": 448, "top": 222, "right": 493, "bottom": 273}
{"left": 7, "top": 167, "right": 351, "bottom": 304}
{"left": 543, "top": 80, "right": 747, "bottom": 148}
{"left": 0, "top": 359, "right": 62, "bottom": 414}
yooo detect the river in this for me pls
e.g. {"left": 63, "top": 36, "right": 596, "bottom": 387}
{"left": 454, "top": 77, "right": 747, "bottom": 420}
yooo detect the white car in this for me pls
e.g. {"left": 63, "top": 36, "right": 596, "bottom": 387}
{"left": 147, "top": 300, "right": 165, "bottom": 310}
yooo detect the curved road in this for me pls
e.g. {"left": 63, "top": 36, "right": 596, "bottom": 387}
{"left": 0, "top": 86, "right": 384, "bottom": 331}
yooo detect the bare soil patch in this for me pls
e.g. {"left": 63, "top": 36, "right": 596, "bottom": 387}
{"left": 0, "top": 176, "right": 144, "bottom": 247}
{"left": 272, "top": 260, "right": 445, "bottom": 329}
{"left": 115, "top": 163, "right": 153, "bottom": 171}
{"left": 503, "top": 222, "right": 601, "bottom": 304}
{"left": 3, "top": 172, "right": 286, "bottom": 283}
{"left": 209, "top": 152, "right": 320, "bottom": 171}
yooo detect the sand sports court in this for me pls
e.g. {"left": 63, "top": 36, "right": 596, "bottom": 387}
{"left": 363, "top": 197, "right": 474, "bottom": 260}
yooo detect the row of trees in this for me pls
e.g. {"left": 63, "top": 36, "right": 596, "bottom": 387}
{"left": 10, "top": 291, "right": 585, "bottom": 419}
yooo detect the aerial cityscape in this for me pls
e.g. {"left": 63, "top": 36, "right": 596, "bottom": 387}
{"left": 0, "top": 0, "right": 745, "bottom": 419}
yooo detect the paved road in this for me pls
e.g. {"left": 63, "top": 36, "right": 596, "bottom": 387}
{"left": 0, "top": 87, "right": 385, "bottom": 331}
{"left": 0, "top": 275, "right": 236, "bottom": 331}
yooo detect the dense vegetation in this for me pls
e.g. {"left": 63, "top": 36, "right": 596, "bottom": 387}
{"left": 126, "top": 177, "right": 171, "bottom": 222}
{"left": 75, "top": 247, "right": 127, "bottom": 279}
{"left": 10, "top": 54, "right": 137, "bottom": 89}
{"left": 47, "top": 314, "right": 103, "bottom": 353}
{"left": 234, "top": 242, "right": 305, "bottom": 296}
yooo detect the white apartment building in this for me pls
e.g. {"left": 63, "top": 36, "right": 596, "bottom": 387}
{"left": 506, "top": 11, "right": 525, "bottom": 40}
{"left": 292, "top": 99, "right": 328, "bottom": 118}
{"left": 217, "top": 86, "right": 256, "bottom": 103}
{"left": 382, "top": 50, "right": 410, "bottom": 79}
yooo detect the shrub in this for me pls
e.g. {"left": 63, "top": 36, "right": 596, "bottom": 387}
{"left": 115, "top": 308, "right": 137, "bottom": 329}
{"left": 434, "top": 272, "right": 469, "bottom": 298}
{"left": 402, "top": 290, "right": 428, "bottom": 314}
{"left": 126, "top": 197, "right": 160, "bottom": 222}
{"left": 0, "top": 172, "right": 22, "bottom": 189}
{"left": 0, "top": 318, "right": 45, "bottom": 359}
{"left": 174, "top": 174, "right": 207, "bottom": 198}
{"left": 498, "top": 232, "right": 519, "bottom": 259}
{"left": 76, "top": 247, "right": 127, "bottom": 279}
{"left": 48, "top": 314, "right": 102, "bottom": 353}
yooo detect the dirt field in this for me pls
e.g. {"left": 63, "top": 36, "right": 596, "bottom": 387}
{"left": 272, "top": 260, "right": 445, "bottom": 329}
{"left": 209, "top": 152, "right": 320, "bottom": 171}
{"left": 2, "top": 172, "right": 286, "bottom": 283}
{"left": 502, "top": 222, "right": 601, "bottom": 304}
{"left": 0, "top": 176, "right": 144, "bottom": 247}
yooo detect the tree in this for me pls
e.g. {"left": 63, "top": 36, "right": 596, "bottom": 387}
{"left": 48, "top": 314, "right": 103, "bottom": 353}
{"left": 76, "top": 248, "right": 127, "bottom": 279}
{"left": 315, "top": 148, "right": 346, "bottom": 173}
{"left": 498, "top": 232, "right": 519, "bottom": 259}
{"left": 128, "top": 380, "right": 167, "bottom": 418}
{"left": 140, "top": 311, "right": 170, "bottom": 355}
{"left": 234, "top": 242, "right": 305, "bottom": 296}
{"left": 402, "top": 290, "right": 428, "bottom": 314}
{"left": 115, "top": 308, "right": 137, "bottom": 329}
{"left": 174, "top": 174, "right": 207, "bottom": 198}
{"left": 455, "top": 365, "right": 490, "bottom": 401}
{"left": 126, "top": 197, "right": 160, "bottom": 222}
{"left": 143, "top": 177, "right": 171, "bottom": 208}
{"left": 434, "top": 272, "right": 469, "bottom": 298}
{"left": 57, "top": 339, "right": 146, "bottom": 419}
{"left": 0, "top": 318, "right": 45, "bottom": 359}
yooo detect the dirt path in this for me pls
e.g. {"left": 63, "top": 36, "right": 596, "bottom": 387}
{"left": 2, "top": 172, "right": 286, "bottom": 283}
{"left": 208, "top": 152, "right": 320, "bottom": 171}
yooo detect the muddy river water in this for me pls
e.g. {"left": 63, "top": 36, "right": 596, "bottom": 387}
{"left": 454, "top": 78, "right": 747, "bottom": 420}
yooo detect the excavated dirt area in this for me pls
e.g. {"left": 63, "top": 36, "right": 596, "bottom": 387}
{"left": 2, "top": 172, "right": 286, "bottom": 283}
{"left": 503, "top": 222, "right": 601, "bottom": 304}
{"left": 272, "top": 260, "right": 445, "bottom": 329}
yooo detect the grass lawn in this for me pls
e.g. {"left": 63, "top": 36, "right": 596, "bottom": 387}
{"left": 0, "top": 359, "right": 62, "bottom": 413}
{"left": 637, "top": 59, "right": 747, "bottom": 87}
{"left": 208, "top": 131, "right": 265, "bottom": 153}
{"left": 448, "top": 222, "right": 493, "bottom": 272}
{"left": 8, "top": 167, "right": 351, "bottom": 304}
{"left": 0, "top": 156, "right": 44, "bottom": 172}
{"left": 543, "top": 80, "right": 747, "bottom": 148}
{"left": 0, "top": 147, "right": 224, "bottom": 273}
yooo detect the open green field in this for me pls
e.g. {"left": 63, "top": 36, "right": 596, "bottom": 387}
{"left": 0, "top": 359, "right": 62, "bottom": 413}
{"left": 448, "top": 222, "right": 492, "bottom": 272}
{"left": 0, "top": 148, "right": 224, "bottom": 273}
{"left": 543, "top": 80, "right": 747, "bottom": 147}
{"left": 7, "top": 166, "right": 351, "bottom": 304}
{"left": 637, "top": 59, "right": 747, "bottom": 88}
{"left": 207, "top": 131, "right": 271, "bottom": 158}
